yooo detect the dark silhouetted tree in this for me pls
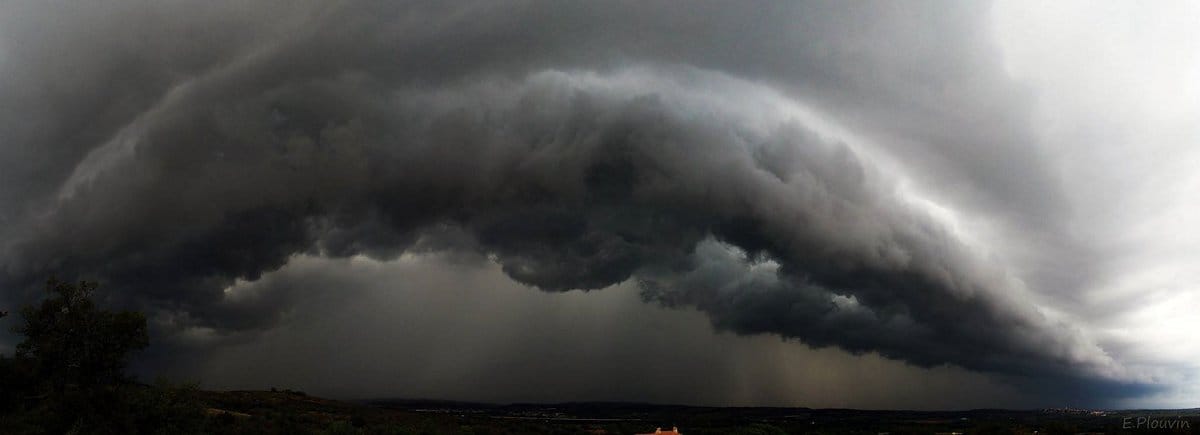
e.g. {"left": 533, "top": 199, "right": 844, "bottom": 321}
{"left": 12, "top": 278, "right": 149, "bottom": 433}
{"left": 16, "top": 279, "right": 148, "bottom": 392}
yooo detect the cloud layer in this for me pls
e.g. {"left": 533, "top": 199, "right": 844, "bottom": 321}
{"left": 2, "top": 0, "right": 1192, "bottom": 407}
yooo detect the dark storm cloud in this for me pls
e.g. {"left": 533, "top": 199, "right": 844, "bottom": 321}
{"left": 157, "top": 255, "right": 1039, "bottom": 409}
{"left": 0, "top": 0, "right": 1148, "bottom": 404}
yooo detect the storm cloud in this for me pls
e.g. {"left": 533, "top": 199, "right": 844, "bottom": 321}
{"left": 1, "top": 1, "right": 1194, "bottom": 407}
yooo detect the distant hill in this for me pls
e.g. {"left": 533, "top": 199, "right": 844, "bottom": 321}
{"left": 192, "top": 390, "right": 1200, "bottom": 434}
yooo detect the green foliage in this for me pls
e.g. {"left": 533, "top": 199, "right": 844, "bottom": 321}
{"left": 0, "top": 278, "right": 155, "bottom": 434}
{"left": 322, "top": 420, "right": 362, "bottom": 435}
{"left": 0, "top": 352, "right": 31, "bottom": 409}
{"left": 125, "top": 380, "right": 208, "bottom": 435}
{"left": 15, "top": 279, "right": 148, "bottom": 392}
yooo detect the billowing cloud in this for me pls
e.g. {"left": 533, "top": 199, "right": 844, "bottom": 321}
{"left": 0, "top": 0, "right": 1192, "bottom": 407}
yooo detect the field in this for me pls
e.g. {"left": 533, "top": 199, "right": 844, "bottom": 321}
{"left": 191, "top": 389, "right": 1200, "bottom": 434}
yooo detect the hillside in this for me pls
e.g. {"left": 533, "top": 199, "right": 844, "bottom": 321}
{"left": 190, "top": 389, "right": 1200, "bottom": 434}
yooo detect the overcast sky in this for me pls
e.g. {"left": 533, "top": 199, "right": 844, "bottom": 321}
{"left": 0, "top": 1, "right": 1197, "bottom": 409}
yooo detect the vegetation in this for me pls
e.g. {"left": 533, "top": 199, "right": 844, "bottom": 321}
{"left": 0, "top": 278, "right": 664, "bottom": 434}
{"left": 4, "top": 279, "right": 1199, "bottom": 434}
{"left": 0, "top": 279, "right": 223, "bottom": 434}
{"left": 1, "top": 278, "right": 156, "bottom": 433}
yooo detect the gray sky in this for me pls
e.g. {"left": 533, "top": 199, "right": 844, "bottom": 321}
{"left": 0, "top": 0, "right": 1197, "bottom": 409}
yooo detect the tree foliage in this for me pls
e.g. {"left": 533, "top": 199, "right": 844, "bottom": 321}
{"left": 0, "top": 278, "right": 158, "bottom": 433}
{"left": 16, "top": 279, "right": 148, "bottom": 391}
